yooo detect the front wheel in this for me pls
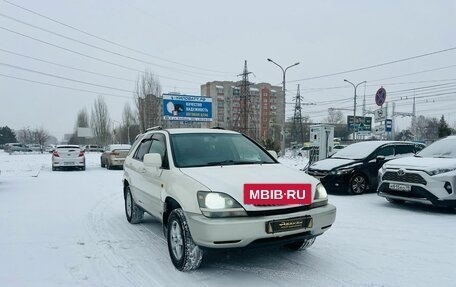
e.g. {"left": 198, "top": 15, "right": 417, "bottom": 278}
{"left": 284, "top": 237, "right": 316, "bottom": 251}
{"left": 348, "top": 174, "right": 367, "bottom": 195}
{"left": 125, "top": 186, "right": 143, "bottom": 224}
{"left": 167, "top": 208, "right": 203, "bottom": 271}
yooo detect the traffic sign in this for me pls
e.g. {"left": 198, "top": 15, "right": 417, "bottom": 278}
{"left": 385, "top": 119, "right": 392, "bottom": 132}
{"left": 375, "top": 87, "right": 387, "bottom": 106}
{"left": 374, "top": 125, "right": 386, "bottom": 135}
{"left": 374, "top": 107, "right": 387, "bottom": 122}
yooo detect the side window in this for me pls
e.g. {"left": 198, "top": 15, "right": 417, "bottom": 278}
{"left": 376, "top": 146, "right": 394, "bottom": 157}
{"left": 133, "top": 138, "right": 152, "bottom": 161}
{"left": 149, "top": 133, "right": 169, "bottom": 169}
{"left": 395, "top": 144, "right": 414, "bottom": 155}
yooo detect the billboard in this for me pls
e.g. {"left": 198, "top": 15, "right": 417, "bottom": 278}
{"left": 347, "top": 116, "right": 372, "bottom": 131}
{"left": 163, "top": 94, "right": 212, "bottom": 122}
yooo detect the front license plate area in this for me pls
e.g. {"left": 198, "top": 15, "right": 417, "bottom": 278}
{"left": 64, "top": 162, "right": 74, "bottom": 166}
{"left": 266, "top": 216, "right": 313, "bottom": 234}
{"left": 389, "top": 183, "right": 411, "bottom": 191}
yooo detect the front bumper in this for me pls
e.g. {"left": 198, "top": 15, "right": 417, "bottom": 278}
{"left": 377, "top": 169, "right": 456, "bottom": 208}
{"left": 185, "top": 204, "right": 336, "bottom": 248}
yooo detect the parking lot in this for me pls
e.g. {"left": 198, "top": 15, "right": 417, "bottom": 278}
{"left": 1, "top": 151, "right": 455, "bottom": 287}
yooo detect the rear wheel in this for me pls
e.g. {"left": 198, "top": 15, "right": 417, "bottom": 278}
{"left": 101, "top": 159, "right": 105, "bottom": 168}
{"left": 285, "top": 237, "right": 316, "bottom": 251}
{"left": 167, "top": 208, "right": 203, "bottom": 271}
{"left": 125, "top": 186, "right": 143, "bottom": 224}
{"left": 348, "top": 174, "right": 368, "bottom": 195}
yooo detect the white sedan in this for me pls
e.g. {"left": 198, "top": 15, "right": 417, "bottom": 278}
{"left": 52, "top": 145, "right": 86, "bottom": 171}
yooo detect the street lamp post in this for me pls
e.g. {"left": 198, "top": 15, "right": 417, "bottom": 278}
{"left": 344, "top": 79, "right": 366, "bottom": 141}
{"left": 267, "top": 58, "right": 299, "bottom": 156}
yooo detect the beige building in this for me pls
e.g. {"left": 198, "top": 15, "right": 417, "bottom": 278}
{"left": 201, "top": 81, "right": 284, "bottom": 143}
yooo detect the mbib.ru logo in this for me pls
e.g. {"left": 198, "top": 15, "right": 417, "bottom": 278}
{"left": 243, "top": 183, "right": 312, "bottom": 205}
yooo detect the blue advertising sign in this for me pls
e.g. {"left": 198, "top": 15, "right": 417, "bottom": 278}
{"left": 385, "top": 119, "right": 392, "bottom": 132}
{"left": 163, "top": 94, "right": 212, "bottom": 122}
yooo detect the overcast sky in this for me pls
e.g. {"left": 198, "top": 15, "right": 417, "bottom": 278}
{"left": 1, "top": 0, "right": 456, "bottom": 140}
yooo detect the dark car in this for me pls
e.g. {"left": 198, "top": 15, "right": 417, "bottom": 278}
{"left": 306, "top": 141, "right": 425, "bottom": 195}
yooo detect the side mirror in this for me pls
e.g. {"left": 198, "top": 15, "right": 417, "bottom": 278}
{"left": 376, "top": 155, "right": 385, "bottom": 162}
{"left": 143, "top": 153, "right": 162, "bottom": 168}
{"left": 268, "top": 150, "right": 278, "bottom": 160}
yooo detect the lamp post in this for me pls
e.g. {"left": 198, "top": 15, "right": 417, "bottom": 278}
{"left": 344, "top": 79, "right": 366, "bottom": 141}
{"left": 267, "top": 58, "right": 299, "bottom": 156}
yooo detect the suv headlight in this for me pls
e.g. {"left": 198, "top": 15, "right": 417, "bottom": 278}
{"left": 330, "top": 168, "right": 353, "bottom": 175}
{"left": 197, "top": 191, "right": 247, "bottom": 218}
{"left": 427, "top": 167, "right": 456, "bottom": 176}
{"left": 314, "top": 183, "right": 328, "bottom": 200}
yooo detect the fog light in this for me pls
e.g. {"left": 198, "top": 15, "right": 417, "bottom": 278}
{"left": 444, "top": 182, "right": 452, "bottom": 194}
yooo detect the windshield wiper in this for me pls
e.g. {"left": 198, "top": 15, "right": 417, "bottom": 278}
{"left": 206, "top": 160, "right": 267, "bottom": 166}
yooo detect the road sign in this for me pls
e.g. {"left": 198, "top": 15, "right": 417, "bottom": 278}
{"left": 347, "top": 116, "right": 372, "bottom": 131}
{"left": 374, "top": 107, "right": 387, "bottom": 122}
{"left": 374, "top": 125, "right": 386, "bottom": 135}
{"left": 385, "top": 119, "right": 392, "bottom": 132}
{"left": 375, "top": 87, "right": 387, "bottom": 106}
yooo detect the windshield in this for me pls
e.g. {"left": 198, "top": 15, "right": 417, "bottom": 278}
{"left": 171, "top": 133, "right": 277, "bottom": 168}
{"left": 331, "top": 141, "right": 385, "bottom": 160}
{"left": 416, "top": 138, "right": 456, "bottom": 158}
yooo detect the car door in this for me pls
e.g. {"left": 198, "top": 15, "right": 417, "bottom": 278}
{"left": 140, "top": 133, "right": 169, "bottom": 218}
{"left": 365, "top": 145, "right": 395, "bottom": 186}
{"left": 128, "top": 136, "right": 153, "bottom": 210}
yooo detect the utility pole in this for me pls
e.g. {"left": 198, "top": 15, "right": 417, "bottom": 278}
{"left": 344, "top": 79, "right": 366, "bottom": 141}
{"left": 291, "top": 85, "right": 304, "bottom": 144}
{"left": 267, "top": 58, "right": 300, "bottom": 156}
{"left": 233, "top": 61, "right": 256, "bottom": 139}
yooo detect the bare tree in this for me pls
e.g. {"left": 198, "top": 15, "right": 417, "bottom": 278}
{"left": 75, "top": 108, "right": 90, "bottom": 129}
{"left": 325, "top": 110, "right": 345, "bottom": 124}
{"left": 134, "top": 70, "right": 162, "bottom": 132}
{"left": 17, "top": 127, "right": 33, "bottom": 144}
{"left": 32, "top": 127, "right": 50, "bottom": 153}
{"left": 122, "top": 102, "right": 137, "bottom": 144}
{"left": 91, "top": 95, "right": 111, "bottom": 146}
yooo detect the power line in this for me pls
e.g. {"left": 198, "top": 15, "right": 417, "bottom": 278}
{"left": 1, "top": 0, "right": 232, "bottom": 75}
{"left": 0, "top": 48, "right": 135, "bottom": 83}
{"left": 0, "top": 73, "right": 131, "bottom": 99}
{"left": 1, "top": 62, "right": 133, "bottom": 93}
{"left": 0, "top": 26, "right": 201, "bottom": 84}
{"left": 0, "top": 13, "right": 226, "bottom": 78}
{"left": 288, "top": 46, "right": 456, "bottom": 83}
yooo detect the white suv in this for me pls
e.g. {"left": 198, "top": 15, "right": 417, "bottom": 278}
{"left": 122, "top": 127, "right": 336, "bottom": 271}
{"left": 378, "top": 136, "right": 456, "bottom": 208}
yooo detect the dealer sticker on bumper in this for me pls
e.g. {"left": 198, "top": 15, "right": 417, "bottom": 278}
{"left": 243, "top": 183, "right": 312, "bottom": 205}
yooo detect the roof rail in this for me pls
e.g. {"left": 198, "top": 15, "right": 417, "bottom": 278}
{"left": 145, "top": 126, "right": 163, "bottom": 132}
{"left": 211, "top": 127, "right": 225, "bottom": 130}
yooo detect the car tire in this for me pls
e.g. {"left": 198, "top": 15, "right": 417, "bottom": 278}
{"left": 167, "top": 208, "right": 203, "bottom": 271}
{"left": 284, "top": 237, "right": 316, "bottom": 251}
{"left": 52, "top": 166, "right": 56, "bottom": 171}
{"left": 386, "top": 198, "right": 405, "bottom": 204}
{"left": 81, "top": 166, "right": 86, "bottom": 171}
{"left": 101, "top": 160, "right": 105, "bottom": 168}
{"left": 348, "top": 173, "right": 368, "bottom": 195}
{"left": 125, "top": 186, "right": 143, "bottom": 224}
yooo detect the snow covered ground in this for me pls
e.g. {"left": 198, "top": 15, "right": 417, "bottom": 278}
{"left": 1, "top": 151, "right": 455, "bottom": 287}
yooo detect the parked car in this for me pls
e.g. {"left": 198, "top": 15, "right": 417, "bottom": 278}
{"left": 123, "top": 127, "right": 336, "bottom": 271}
{"left": 84, "top": 145, "right": 104, "bottom": 152}
{"left": 101, "top": 144, "right": 131, "bottom": 169}
{"left": 52, "top": 145, "right": 86, "bottom": 171}
{"left": 28, "top": 144, "right": 42, "bottom": 152}
{"left": 4, "top": 143, "right": 32, "bottom": 154}
{"left": 45, "top": 145, "right": 56, "bottom": 153}
{"left": 306, "top": 141, "right": 425, "bottom": 194}
{"left": 378, "top": 136, "right": 456, "bottom": 208}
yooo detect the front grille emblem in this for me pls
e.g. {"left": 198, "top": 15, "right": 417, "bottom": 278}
{"left": 397, "top": 168, "right": 405, "bottom": 176}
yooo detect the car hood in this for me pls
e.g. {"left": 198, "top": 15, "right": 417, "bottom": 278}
{"left": 308, "top": 158, "right": 358, "bottom": 171}
{"left": 179, "top": 164, "right": 320, "bottom": 210}
{"left": 384, "top": 156, "right": 456, "bottom": 172}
